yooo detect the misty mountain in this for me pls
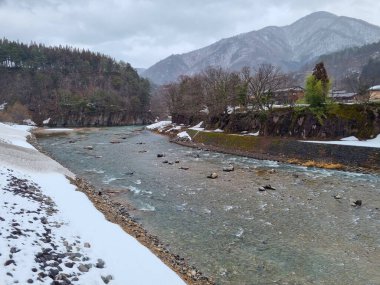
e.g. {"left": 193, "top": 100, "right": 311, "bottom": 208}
{"left": 303, "top": 40, "right": 380, "bottom": 84}
{"left": 143, "top": 11, "right": 380, "bottom": 85}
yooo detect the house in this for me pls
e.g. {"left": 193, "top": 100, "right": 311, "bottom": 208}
{"left": 273, "top": 86, "right": 304, "bottom": 105}
{"left": 329, "top": 90, "right": 357, "bottom": 103}
{"left": 369, "top": 85, "right": 380, "bottom": 101}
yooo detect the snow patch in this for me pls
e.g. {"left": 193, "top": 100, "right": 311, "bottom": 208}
{"left": 177, "top": 131, "right": 192, "bottom": 141}
{"left": 146, "top": 121, "right": 172, "bottom": 130}
{"left": 189, "top": 121, "right": 204, "bottom": 131}
{"left": 22, "top": 119, "right": 37, "bottom": 126}
{"left": 0, "top": 102, "right": 7, "bottom": 110}
{"left": 0, "top": 122, "right": 36, "bottom": 149}
{"left": 214, "top": 128, "right": 224, "bottom": 133}
{"left": 248, "top": 131, "right": 260, "bottom": 136}
{"left": 43, "top": 117, "right": 51, "bottom": 124}
{"left": 302, "top": 134, "right": 380, "bottom": 148}
{"left": 0, "top": 123, "right": 185, "bottom": 285}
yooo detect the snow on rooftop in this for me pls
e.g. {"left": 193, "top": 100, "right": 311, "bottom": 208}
{"left": 369, "top": 85, "right": 380, "bottom": 91}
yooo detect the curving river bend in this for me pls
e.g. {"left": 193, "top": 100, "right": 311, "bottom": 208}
{"left": 37, "top": 126, "right": 380, "bottom": 285}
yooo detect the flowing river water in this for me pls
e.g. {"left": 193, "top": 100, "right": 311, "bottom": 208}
{"left": 37, "top": 126, "right": 380, "bottom": 285}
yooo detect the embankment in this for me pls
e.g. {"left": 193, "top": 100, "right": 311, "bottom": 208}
{"left": 177, "top": 130, "right": 380, "bottom": 173}
{"left": 173, "top": 103, "right": 380, "bottom": 139}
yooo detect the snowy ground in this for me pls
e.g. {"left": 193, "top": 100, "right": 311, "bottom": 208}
{"left": 302, "top": 134, "right": 380, "bottom": 148}
{"left": 0, "top": 123, "right": 185, "bottom": 285}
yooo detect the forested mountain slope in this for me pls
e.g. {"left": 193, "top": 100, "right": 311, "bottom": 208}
{"left": 0, "top": 39, "right": 151, "bottom": 126}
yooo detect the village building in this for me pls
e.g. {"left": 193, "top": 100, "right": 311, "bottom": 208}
{"left": 369, "top": 85, "right": 380, "bottom": 101}
{"left": 273, "top": 86, "right": 304, "bottom": 105}
{"left": 329, "top": 90, "right": 357, "bottom": 103}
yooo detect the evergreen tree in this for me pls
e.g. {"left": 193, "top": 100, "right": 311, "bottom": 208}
{"left": 305, "top": 62, "right": 331, "bottom": 107}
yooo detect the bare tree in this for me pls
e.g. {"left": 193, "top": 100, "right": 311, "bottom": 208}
{"left": 248, "top": 64, "right": 288, "bottom": 112}
{"left": 342, "top": 73, "right": 371, "bottom": 105}
{"left": 202, "top": 67, "right": 236, "bottom": 117}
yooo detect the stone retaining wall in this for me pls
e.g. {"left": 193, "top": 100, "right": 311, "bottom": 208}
{"left": 186, "top": 130, "right": 380, "bottom": 171}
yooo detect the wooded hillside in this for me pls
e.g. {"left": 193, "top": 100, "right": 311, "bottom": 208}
{"left": 0, "top": 39, "right": 151, "bottom": 125}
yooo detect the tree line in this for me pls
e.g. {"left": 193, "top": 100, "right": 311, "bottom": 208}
{"left": 0, "top": 38, "right": 150, "bottom": 124}
{"left": 155, "top": 64, "right": 292, "bottom": 120}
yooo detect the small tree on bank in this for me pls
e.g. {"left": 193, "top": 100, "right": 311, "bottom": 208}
{"left": 305, "top": 62, "right": 331, "bottom": 107}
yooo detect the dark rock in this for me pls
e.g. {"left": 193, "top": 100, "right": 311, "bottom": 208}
{"left": 78, "top": 264, "right": 89, "bottom": 272}
{"left": 84, "top": 146, "right": 94, "bottom": 150}
{"left": 65, "top": 262, "right": 75, "bottom": 268}
{"left": 179, "top": 166, "right": 189, "bottom": 170}
{"left": 157, "top": 153, "right": 165, "bottom": 158}
{"left": 27, "top": 279, "right": 34, "bottom": 283}
{"left": 101, "top": 275, "right": 113, "bottom": 284}
{"left": 4, "top": 259, "right": 16, "bottom": 266}
{"left": 258, "top": 186, "right": 266, "bottom": 192}
{"left": 96, "top": 258, "right": 105, "bottom": 268}
{"left": 350, "top": 199, "right": 362, "bottom": 207}
{"left": 48, "top": 268, "right": 60, "bottom": 279}
{"left": 40, "top": 217, "right": 48, "bottom": 224}
{"left": 263, "top": 184, "right": 276, "bottom": 190}
{"left": 83, "top": 242, "right": 91, "bottom": 248}
{"left": 162, "top": 160, "right": 169, "bottom": 164}
{"left": 10, "top": 247, "right": 20, "bottom": 254}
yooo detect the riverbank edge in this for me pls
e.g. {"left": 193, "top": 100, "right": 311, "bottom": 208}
{"left": 28, "top": 132, "right": 215, "bottom": 285}
{"left": 160, "top": 130, "right": 380, "bottom": 175}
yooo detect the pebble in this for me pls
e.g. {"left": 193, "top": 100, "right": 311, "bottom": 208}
{"left": 96, "top": 259, "right": 105, "bottom": 269}
{"left": 78, "top": 264, "right": 89, "bottom": 273}
{"left": 350, "top": 199, "right": 362, "bottom": 207}
{"left": 333, "top": 194, "right": 342, "bottom": 199}
{"left": 223, "top": 165, "right": 234, "bottom": 172}
{"left": 101, "top": 275, "right": 113, "bottom": 284}
{"left": 207, "top": 173, "right": 218, "bottom": 179}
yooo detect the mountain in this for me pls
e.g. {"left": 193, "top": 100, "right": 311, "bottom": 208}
{"left": 143, "top": 11, "right": 380, "bottom": 85}
{"left": 302, "top": 40, "right": 380, "bottom": 84}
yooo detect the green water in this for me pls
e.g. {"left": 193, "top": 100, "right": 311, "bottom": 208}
{"left": 38, "top": 127, "right": 380, "bottom": 285}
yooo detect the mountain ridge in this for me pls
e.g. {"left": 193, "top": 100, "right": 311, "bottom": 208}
{"left": 143, "top": 11, "right": 380, "bottom": 84}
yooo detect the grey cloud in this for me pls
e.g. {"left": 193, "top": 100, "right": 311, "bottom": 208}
{"left": 0, "top": 0, "right": 379, "bottom": 67}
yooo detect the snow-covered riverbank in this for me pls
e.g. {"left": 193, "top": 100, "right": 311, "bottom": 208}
{"left": 0, "top": 123, "right": 185, "bottom": 285}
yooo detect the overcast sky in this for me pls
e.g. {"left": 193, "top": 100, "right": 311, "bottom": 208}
{"left": 1, "top": 0, "right": 379, "bottom": 68}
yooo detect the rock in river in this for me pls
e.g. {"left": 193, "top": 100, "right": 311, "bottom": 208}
{"left": 223, "top": 165, "right": 234, "bottom": 172}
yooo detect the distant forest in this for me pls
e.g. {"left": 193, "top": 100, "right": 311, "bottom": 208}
{"left": 310, "top": 40, "right": 380, "bottom": 89}
{"left": 0, "top": 39, "right": 150, "bottom": 124}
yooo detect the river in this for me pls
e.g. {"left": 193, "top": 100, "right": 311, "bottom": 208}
{"left": 37, "top": 126, "right": 380, "bottom": 285}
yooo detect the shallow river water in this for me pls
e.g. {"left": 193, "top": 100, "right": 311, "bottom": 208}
{"left": 38, "top": 126, "right": 380, "bottom": 285}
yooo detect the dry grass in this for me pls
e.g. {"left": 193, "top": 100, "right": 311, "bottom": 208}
{"left": 287, "top": 158, "right": 344, "bottom": 170}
